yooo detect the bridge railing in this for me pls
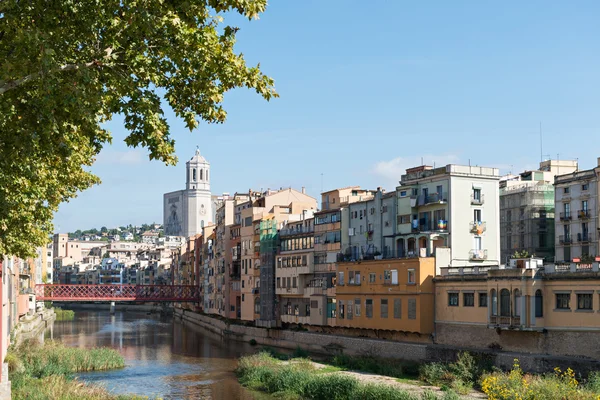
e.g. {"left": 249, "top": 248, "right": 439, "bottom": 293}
{"left": 34, "top": 284, "right": 201, "bottom": 302}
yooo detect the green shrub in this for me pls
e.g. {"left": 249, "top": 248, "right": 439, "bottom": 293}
{"left": 350, "top": 383, "right": 419, "bottom": 400}
{"left": 331, "top": 354, "right": 415, "bottom": 379}
{"left": 441, "top": 390, "right": 460, "bottom": 400}
{"left": 291, "top": 345, "right": 309, "bottom": 359}
{"left": 249, "top": 339, "right": 257, "bottom": 346}
{"left": 586, "top": 371, "right": 600, "bottom": 392}
{"left": 303, "top": 374, "right": 359, "bottom": 400}
{"left": 419, "top": 362, "right": 451, "bottom": 386}
{"left": 53, "top": 308, "right": 75, "bottom": 321}
{"left": 420, "top": 390, "right": 439, "bottom": 400}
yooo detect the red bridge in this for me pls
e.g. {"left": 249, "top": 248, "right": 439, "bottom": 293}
{"left": 34, "top": 284, "right": 200, "bottom": 302}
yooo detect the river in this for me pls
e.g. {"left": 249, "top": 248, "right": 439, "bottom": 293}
{"left": 46, "top": 310, "right": 267, "bottom": 400}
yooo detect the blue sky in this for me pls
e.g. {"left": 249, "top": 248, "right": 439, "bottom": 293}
{"left": 54, "top": 1, "right": 600, "bottom": 232}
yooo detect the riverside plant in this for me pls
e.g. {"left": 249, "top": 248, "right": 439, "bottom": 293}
{"left": 54, "top": 307, "right": 76, "bottom": 321}
{"left": 6, "top": 340, "right": 135, "bottom": 400}
{"left": 480, "top": 359, "right": 600, "bottom": 400}
{"left": 236, "top": 352, "right": 460, "bottom": 400}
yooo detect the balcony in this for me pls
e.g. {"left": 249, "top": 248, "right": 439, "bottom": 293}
{"left": 559, "top": 235, "right": 572, "bottom": 245}
{"left": 578, "top": 232, "right": 594, "bottom": 243}
{"left": 578, "top": 210, "right": 592, "bottom": 220}
{"left": 559, "top": 212, "right": 572, "bottom": 221}
{"left": 418, "top": 192, "right": 448, "bottom": 206}
{"left": 279, "top": 226, "right": 315, "bottom": 237}
{"left": 471, "top": 194, "right": 485, "bottom": 205}
{"left": 469, "top": 249, "right": 488, "bottom": 261}
{"left": 469, "top": 221, "right": 486, "bottom": 234}
{"left": 489, "top": 316, "right": 521, "bottom": 328}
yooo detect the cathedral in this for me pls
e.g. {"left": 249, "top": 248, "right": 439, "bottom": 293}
{"left": 163, "top": 148, "right": 213, "bottom": 237}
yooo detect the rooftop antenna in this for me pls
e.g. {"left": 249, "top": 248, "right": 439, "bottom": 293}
{"left": 421, "top": 157, "right": 424, "bottom": 166}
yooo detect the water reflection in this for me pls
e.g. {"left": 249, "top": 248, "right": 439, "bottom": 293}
{"left": 49, "top": 310, "right": 263, "bottom": 400}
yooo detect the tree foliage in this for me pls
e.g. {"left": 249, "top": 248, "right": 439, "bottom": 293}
{"left": 0, "top": 0, "right": 278, "bottom": 257}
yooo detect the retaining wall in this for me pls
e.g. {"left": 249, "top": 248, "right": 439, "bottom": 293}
{"left": 176, "top": 309, "right": 600, "bottom": 374}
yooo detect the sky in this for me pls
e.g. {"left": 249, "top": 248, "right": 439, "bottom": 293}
{"left": 53, "top": 1, "right": 600, "bottom": 232}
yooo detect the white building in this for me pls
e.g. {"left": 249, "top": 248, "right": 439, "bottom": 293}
{"left": 163, "top": 148, "right": 213, "bottom": 237}
{"left": 395, "top": 164, "right": 501, "bottom": 273}
{"left": 554, "top": 158, "right": 600, "bottom": 263}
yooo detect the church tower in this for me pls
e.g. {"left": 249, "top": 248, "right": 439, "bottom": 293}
{"left": 184, "top": 147, "right": 212, "bottom": 236}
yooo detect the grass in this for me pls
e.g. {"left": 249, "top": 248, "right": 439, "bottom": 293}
{"left": 53, "top": 307, "right": 75, "bottom": 321}
{"left": 7, "top": 340, "right": 141, "bottom": 400}
{"left": 236, "top": 352, "right": 459, "bottom": 400}
{"left": 330, "top": 353, "right": 420, "bottom": 380}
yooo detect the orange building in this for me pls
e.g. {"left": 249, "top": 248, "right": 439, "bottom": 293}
{"left": 336, "top": 257, "right": 435, "bottom": 335}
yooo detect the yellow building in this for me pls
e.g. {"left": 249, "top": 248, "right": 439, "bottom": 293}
{"left": 336, "top": 257, "right": 435, "bottom": 335}
{"left": 434, "top": 258, "right": 600, "bottom": 358}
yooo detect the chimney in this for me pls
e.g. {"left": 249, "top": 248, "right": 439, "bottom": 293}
{"left": 301, "top": 187, "right": 306, "bottom": 194}
{"left": 597, "top": 157, "right": 600, "bottom": 167}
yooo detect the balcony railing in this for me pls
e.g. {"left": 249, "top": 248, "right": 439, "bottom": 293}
{"left": 469, "top": 221, "right": 486, "bottom": 234}
{"left": 471, "top": 194, "right": 485, "bottom": 205}
{"left": 489, "top": 316, "right": 521, "bottom": 327}
{"left": 418, "top": 192, "right": 448, "bottom": 206}
{"left": 559, "top": 235, "right": 572, "bottom": 245}
{"left": 279, "top": 226, "right": 315, "bottom": 236}
{"left": 578, "top": 232, "right": 594, "bottom": 243}
{"left": 578, "top": 210, "right": 592, "bottom": 220}
{"left": 469, "top": 249, "right": 488, "bottom": 261}
{"left": 559, "top": 212, "right": 572, "bottom": 221}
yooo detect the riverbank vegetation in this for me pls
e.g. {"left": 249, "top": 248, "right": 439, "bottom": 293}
{"left": 53, "top": 307, "right": 75, "bottom": 321}
{"left": 236, "top": 352, "right": 461, "bottom": 400}
{"left": 6, "top": 340, "right": 139, "bottom": 400}
{"left": 480, "top": 360, "right": 600, "bottom": 400}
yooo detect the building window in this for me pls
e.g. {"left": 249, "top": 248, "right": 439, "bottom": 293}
{"left": 400, "top": 191, "right": 407, "bottom": 197}
{"left": 563, "top": 187, "right": 570, "bottom": 194}
{"left": 514, "top": 289, "right": 521, "bottom": 317}
{"left": 293, "top": 277, "right": 297, "bottom": 288}
{"left": 491, "top": 289, "right": 497, "bottom": 316}
{"left": 366, "top": 299, "right": 373, "bottom": 318}
{"left": 448, "top": 292, "right": 459, "bottom": 306}
{"left": 381, "top": 299, "right": 388, "bottom": 318}
{"left": 369, "top": 273, "right": 376, "bottom": 283}
{"left": 473, "top": 188, "right": 481, "bottom": 202}
{"left": 408, "top": 298, "right": 416, "bottom": 319}
{"left": 500, "top": 289, "right": 511, "bottom": 316}
{"left": 407, "top": 269, "right": 415, "bottom": 284}
{"left": 338, "top": 271, "right": 344, "bottom": 285}
{"left": 354, "top": 298, "right": 361, "bottom": 316}
{"left": 393, "top": 298, "right": 401, "bottom": 319}
{"left": 556, "top": 293, "right": 570, "bottom": 310}
{"left": 535, "top": 290, "right": 543, "bottom": 317}
{"left": 582, "top": 183, "right": 589, "bottom": 191}
{"left": 339, "top": 300, "right": 345, "bottom": 319}
{"left": 463, "top": 293, "right": 475, "bottom": 307}
{"left": 479, "top": 292, "right": 487, "bottom": 307}
{"left": 577, "top": 293, "right": 593, "bottom": 310}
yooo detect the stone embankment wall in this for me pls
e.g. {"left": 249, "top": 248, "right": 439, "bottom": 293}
{"left": 62, "top": 302, "right": 172, "bottom": 313}
{"left": 176, "top": 309, "right": 600, "bottom": 374}
{"left": 13, "top": 308, "right": 55, "bottom": 345}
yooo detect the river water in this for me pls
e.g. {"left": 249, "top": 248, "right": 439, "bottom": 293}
{"left": 47, "top": 310, "right": 267, "bottom": 400}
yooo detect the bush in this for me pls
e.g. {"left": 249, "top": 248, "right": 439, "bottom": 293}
{"left": 303, "top": 374, "right": 359, "bottom": 400}
{"left": 350, "top": 383, "right": 419, "bottom": 400}
{"left": 249, "top": 339, "right": 257, "bottom": 346}
{"left": 292, "top": 345, "right": 309, "bottom": 359}
{"left": 480, "top": 359, "right": 600, "bottom": 400}
{"left": 420, "top": 362, "right": 451, "bottom": 386}
{"left": 54, "top": 308, "right": 75, "bottom": 321}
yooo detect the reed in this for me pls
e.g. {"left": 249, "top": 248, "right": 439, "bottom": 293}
{"left": 53, "top": 307, "right": 75, "bottom": 321}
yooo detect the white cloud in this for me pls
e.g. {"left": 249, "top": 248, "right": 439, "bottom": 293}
{"left": 96, "top": 149, "right": 146, "bottom": 165}
{"left": 372, "top": 154, "right": 460, "bottom": 190}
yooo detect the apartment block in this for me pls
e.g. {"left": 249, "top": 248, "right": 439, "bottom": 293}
{"left": 435, "top": 257, "right": 600, "bottom": 359}
{"left": 312, "top": 187, "right": 378, "bottom": 326}
{"left": 336, "top": 258, "right": 435, "bottom": 335}
{"left": 394, "top": 164, "right": 500, "bottom": 273}
{"left": 343, "top": 189, "right": 397, "bottom": 260}
{"left": 500, "top": 160, "right": 577, "bottom": 263}
{"left": 554, "top": 158, "right": 600, "bottom": 262}
{"left": 277, "top": 216, "right": 318, "bottom": 325}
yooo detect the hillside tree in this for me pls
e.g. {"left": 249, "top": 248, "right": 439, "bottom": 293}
{"left": 0, "top": 0, "right": 277, "bottom": 257}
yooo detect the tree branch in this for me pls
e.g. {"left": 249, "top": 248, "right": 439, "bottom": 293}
{"left": 0, "top": 60, "right": 101, "bottom": 95}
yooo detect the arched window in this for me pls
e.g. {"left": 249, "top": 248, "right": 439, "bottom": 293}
{"left": 514, "top": 289, "right": 521, "bottom": 317}
{"left": 500, "top": 289, "right": 511, "bottom": 317}
{"left": 535, "top": 289, "right": 543, "bottom": 317}
{"left": 490, "top": 289, "right": 497, "bottom": 316}
{"left": 192, "top": 168, "right": 196, "bottom": 181}
{"left": 206, "top": 170, "right": 209, "bottom": 182}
